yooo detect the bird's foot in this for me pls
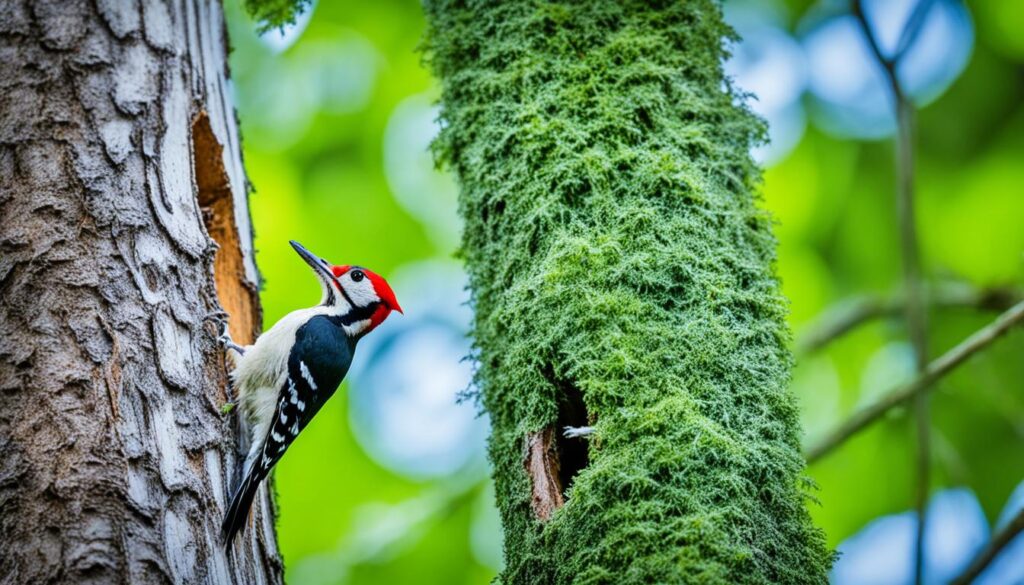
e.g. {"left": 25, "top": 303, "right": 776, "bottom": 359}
{"left": 563, "top": 426, "right": 595, "bottom": 439}
{"left": 204, "top": 310, "right": 229, "bottom": 329}
{"left": 220, "top": 401, "right": 237, "bottom": 415}
{"left": 216, "top": 321, "right": 247, "bottom": 356}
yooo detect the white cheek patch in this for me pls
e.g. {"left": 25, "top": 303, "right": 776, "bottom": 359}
{"left": 342, "top": 319, "right": 371, "bottom": 337}
{"left": 343, "top": 278, "right": 378, "bottom": 307}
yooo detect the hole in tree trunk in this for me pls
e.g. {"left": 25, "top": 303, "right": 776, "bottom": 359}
{"left": 524, "top": 368, "right": 591, "bottom": 521}
{"left": 555, "top": 380, "right": 590, "bottom": 492}
{"left": 192, "top": 111, "right": 260, "bottom": 345}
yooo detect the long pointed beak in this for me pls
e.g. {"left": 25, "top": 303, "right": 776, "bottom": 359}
{"left": 290, "top": 240, "right": 335, "bottom": 281}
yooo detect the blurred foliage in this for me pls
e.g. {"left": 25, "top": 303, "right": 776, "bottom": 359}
{"left": 775, "top": 0, "right": 1024, "bottom": 548}
{"left": 225, "top": 0, "right": 1024, "bottom": 583}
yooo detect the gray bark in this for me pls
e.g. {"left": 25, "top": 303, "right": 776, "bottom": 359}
{"left": 0, "top": 0, "right": 282, "bottom": 583}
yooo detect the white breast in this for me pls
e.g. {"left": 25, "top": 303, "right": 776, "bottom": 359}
{"left": 230, "top": 306, "right": 338, "bottom": 454}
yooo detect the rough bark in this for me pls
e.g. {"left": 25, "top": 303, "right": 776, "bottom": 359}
{"left": 424, "top": 1, "right": 833, "bottom": 583}
{"left": 0, "top": 0, "right": 282, "bottom": 583}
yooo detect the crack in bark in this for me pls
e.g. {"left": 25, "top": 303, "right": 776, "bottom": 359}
{"left": 193, "top": 110, "right": 260, "bottom": 346}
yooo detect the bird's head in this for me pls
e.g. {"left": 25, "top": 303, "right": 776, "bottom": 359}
{"left": 290, "top": 240, "right": 402, "bottom": 334}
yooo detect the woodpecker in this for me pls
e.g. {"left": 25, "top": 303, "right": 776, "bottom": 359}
{"left": 219, "top": 240, "right": 402, "bottom": 546}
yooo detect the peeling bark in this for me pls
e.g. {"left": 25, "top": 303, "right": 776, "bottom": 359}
{"left": 0, "top": 1, "right": 281, "bottom": 583}
{"left": 524, "top": 428, "right": 564, "bottom": 522}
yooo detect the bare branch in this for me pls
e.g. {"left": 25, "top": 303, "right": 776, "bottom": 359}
{"left": 848, "top": 3, "right": 1013, "bottom": 582}
{"left": 805, "top": 299, "right": 1024, "bottom": 464}
{"left": 951, "top": 506, "right": 1024, "bottom": 585}
{"left": 895, "top": 0, "right": 936, "bottom": 61}
{"left": 853, "top": 3, "right": 939, "bottom": 577}
{"left": 852, "top": 0, "right": 901, "bottom": 100}
{"left": 796, "top": 285, "right": 1021, "bottom": 357}
{"left": 797, "top": 295, "right": 895, "bottom": 356}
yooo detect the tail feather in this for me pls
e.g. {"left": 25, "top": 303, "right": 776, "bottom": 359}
{"left": 222, "top": 469, "right": 261, "bottom": 548}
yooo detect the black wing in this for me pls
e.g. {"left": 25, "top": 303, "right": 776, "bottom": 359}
{"left": 222, "top": 315, "right": 355, "bottom": 545}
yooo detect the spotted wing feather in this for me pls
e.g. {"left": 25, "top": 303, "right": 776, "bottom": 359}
{"left": 222, "top": 315, "right": 354, "bottom": 545}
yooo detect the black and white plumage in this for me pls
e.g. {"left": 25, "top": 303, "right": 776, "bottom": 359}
{"left": 220, "top": 241, "right": 402, "bottom": 546}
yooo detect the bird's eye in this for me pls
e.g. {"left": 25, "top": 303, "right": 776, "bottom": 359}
{"left": 350, "top": 270, "right": 365, "bottom": 282}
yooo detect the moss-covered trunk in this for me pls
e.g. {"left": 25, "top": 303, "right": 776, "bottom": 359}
{"left": 424, "top": 1, "right": 831, "bottom": 583}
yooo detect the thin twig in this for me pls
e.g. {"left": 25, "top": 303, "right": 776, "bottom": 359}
{"left": 950, "top": 506, "right": 1024, "bottom": 585}
{"left": 796, "top": 285, "right": 1021, "bottom": 357}
{"left": 852, "top": 1, "right": 900, "bottom": 97}
{"left": 895, "top": 0, "right": 937, "bottom": 61}
{"left": 804, "top": 299, "right": 1024, "bottom": 464}
{"left": 891, "top": 39, "right": 931, "bottom": 585}
{"left": 851, "top": 3, "right": 932, "bottom": 581}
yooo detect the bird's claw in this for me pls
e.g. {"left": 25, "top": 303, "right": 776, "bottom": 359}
{"left": 562, "top": 426, "right": 595, "bottom": 439}
{"left": 204, "top": 310, "right": 229, "bottom": 327}
{"left": 217, "top": 320, "right": 231, "bottom": 343}
{"left": 202, "top": 310, "right": 229, "bottom": 339}
{"left": 220, "top": 401, "right": 237, "bottom": 415}
{"left": 216, "top": 321, "right": 247, "bottom": 356}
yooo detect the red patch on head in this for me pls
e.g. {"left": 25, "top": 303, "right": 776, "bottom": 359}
{"left": 331, "top": 265, "right": 350, "bottom": 278}
{"left": 365, "top": 270, "right": 403, "bottom": 315}
{"left": 368, "top": 303, "right": 391, "bottom": 331}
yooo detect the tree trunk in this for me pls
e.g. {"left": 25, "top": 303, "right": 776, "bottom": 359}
{"left": 424, "top": 2, "right": 833, "bottom": 583}
{"left": 0, "top": 1, "right": 282, "bottom": 583}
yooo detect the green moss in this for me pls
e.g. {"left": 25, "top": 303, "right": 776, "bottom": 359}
{"left": 423, "top": 1, "right": 832, "bottom": 583}
{"left": 241, "top": 0, "right": 311, "bottom": 33}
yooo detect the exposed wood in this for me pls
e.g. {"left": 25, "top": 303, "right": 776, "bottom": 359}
{"left": 0, "top": 0, "right": 281, "bottom": 582}
{"left": 194, "top": 110, "right": 260, "bottom": 346}
{"left": 524, "top": 427, "right": 564, "bottom": 521}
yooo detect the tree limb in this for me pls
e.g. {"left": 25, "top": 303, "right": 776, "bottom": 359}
{"left": 796, "top": 285, "right": 1021, "bottom": 357}
{"left": 852, "top": 4, "right": 933, "bottom": 577}
{"left": 950, "top": 506, "right": 1024, "bottom": 585}
{"left": 805, "top": 299, "right": 1024, "bottom": 463}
